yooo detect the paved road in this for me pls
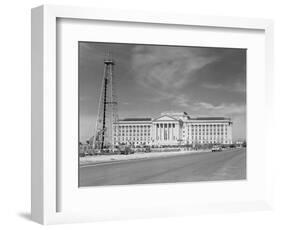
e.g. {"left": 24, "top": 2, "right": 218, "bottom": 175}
{"left": 79, "top": 148, "right": 246, "bottom": 187}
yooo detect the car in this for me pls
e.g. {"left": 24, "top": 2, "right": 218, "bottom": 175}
{"left": 144, "top": 146, "right": 151, "bottom": 153}
{"left": 212, "top": 145, "right": 222, "bottom": 152}
{"left": 119, "top": 145, "right": 134, "bottom": 155}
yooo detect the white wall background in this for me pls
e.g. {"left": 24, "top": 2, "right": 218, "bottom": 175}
{"left": 0, "top": 0, "right": 280, "bottom": 229}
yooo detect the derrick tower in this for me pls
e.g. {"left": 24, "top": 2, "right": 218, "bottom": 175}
{"left": 93, "top": 54, "right": 119, "bottom": 151}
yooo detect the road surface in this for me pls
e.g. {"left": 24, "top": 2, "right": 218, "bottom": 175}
{"left": 79, "top": 148, "right": 246, "bottom": 187}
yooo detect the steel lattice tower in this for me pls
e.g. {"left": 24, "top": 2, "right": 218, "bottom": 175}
{"left": 93, "top": 54, "right": 119, "bottom": 152}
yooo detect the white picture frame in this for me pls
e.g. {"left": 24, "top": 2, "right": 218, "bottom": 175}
{"left": 31, "top": 5, "right": 274, "bottom": 225}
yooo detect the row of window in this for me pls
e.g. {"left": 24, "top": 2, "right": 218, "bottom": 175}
{"left": 189, "top": 128, "right": 227, "bottom": 131}
{"left": 187, "top": 124, "right": 228, "bottom": 128}
{"left": 189, "top": 140, "right": 230, "bottom": 144}
{"left": 119, "top": 130, "right": 151, "bottom": 132}
{"left": 116, "top": 123, "right": 229, "bottom": 129}
{"left": 114, "top": 142, "right": 150, "bottom": 145}
{"left": 188, "top": 128, "right": 227, "bottom": 132}
{"left": 116, "top": 125, "right": 151, "bottom": 129}
{"left": 189, "top": 136, "right": 228, "bottom": 140}
{"left": 117, "top": 130, "right": 227, "bottom": 134}
{"left": 189, "top": 133, "right": 226, "bottom": 137}
{"left": 185, "top": 134, "right": 228, "bottom": 137}
{"left": 189, "top": 132, "right": 227, "bottom": 135}
{"left": 116, "top": 138, "right": 151, "bottom": 141}
{"left": 120, "top": 133, "right": 151, "bottom": 136}
{"left": 114, "top": 140, "right": 230, "bottom": 145}
{"left": 115, "top": 132, "right": 228, "bottom": 137}
{"left": 116, "top": 134, "right": 228, "bottom": 140}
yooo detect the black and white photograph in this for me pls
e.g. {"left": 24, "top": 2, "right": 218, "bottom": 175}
{"left": 78, "top": 42, "right": 247, "bottom": 187}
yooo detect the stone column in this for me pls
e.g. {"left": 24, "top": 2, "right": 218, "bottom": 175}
{"left": 157, "top": 124, "right": 159, "bottom": 141}
{"left": 167, "top": 123, "right": 168, "bottom": 141}
{"left": 162, "top": 123, "right": 164, "bottom": 141}
{"left": 170, "top": 124, "right": 173, "bottom": 141}
{"left": 175, "top": 123, "right": 179, "bottom": 142}
{"left": 164, "top": 123, "right": 167, "bottom": 141}
{"left": 168, "top": 123, "right": 171, "bottom": 141}
{"left": 167, "top": 123, "right": 169, "bottom": 141}
{"left": 163, "top": 123, "right": 165, "bottom": 141}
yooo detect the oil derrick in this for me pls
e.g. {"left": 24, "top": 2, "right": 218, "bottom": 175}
{"left": 94, "top": 54, "right": 119, "bottom": 152}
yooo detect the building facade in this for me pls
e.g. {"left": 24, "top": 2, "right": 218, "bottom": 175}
{"left": 113, "top": 112, "right": 232, "bottom": 146}
{"left": 114, "top": 118, "right": 153, "bottom": 146}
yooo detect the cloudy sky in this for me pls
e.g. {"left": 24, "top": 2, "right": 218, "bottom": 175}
{"left": 79, "top": 42, "right": 246, "bottom": 142}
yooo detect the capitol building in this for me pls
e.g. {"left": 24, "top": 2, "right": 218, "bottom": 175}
{"left": 113, "top": 112, "right": 233, "bottom": 147}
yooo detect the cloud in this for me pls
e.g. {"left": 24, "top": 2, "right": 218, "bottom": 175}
{"left": 197, "top": 102, "right": 225, "bottom": 110}
{"left": 130, "top": 45, "right": 219, "bottom": 109}
{"left": 172, "top": 94, "right": 190, "bottom": 108}
{"left": 171, "top": 94, "right": 245, "bottom": 117}
{"left": 201, "top": 83, "right": 222, "bottom": 90}
{"left": 169, "top": 91, "right": 246, "bottom": 118}
{"left": 202, "top": 80, "right": 246, "bottom": 93}
{"left": 131, "top": 46, "right": 218, "bottom": 94}
{"left": 232, "top": 81, "right": 246, "bottom": 93}
{"left": 194, "top": 102, "right": 246, "bottom": 116}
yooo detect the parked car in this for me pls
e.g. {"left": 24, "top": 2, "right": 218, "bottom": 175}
{"left": 144, "top": 146, "right": 151, "bottom": 153}
{"left": 119, "top": 145, "right": 134, "bottom": 155}
{"left": 212, "top": 145, "right": 222, "bottom": 152}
